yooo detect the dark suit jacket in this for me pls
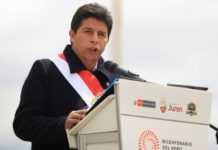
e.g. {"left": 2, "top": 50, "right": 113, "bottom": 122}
{"left": 13, "top": 45, "right": 116, "bottom": 150}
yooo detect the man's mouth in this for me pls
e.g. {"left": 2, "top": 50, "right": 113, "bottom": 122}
{"left": 89, "top": 47, "right": 98, "bottom": 52}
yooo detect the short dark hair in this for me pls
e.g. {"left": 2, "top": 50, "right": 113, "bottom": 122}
{"left": 71, "top": 3, "right": 113, "bottom": 37}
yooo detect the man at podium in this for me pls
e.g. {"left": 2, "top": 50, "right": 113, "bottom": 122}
{"left": 13, "top": 3, "right": 116, "bottom": 150}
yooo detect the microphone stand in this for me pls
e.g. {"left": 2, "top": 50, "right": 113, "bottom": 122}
{"left": 118, "top": 76, "right": 146, "bottom": 82}
{"left": 210, "top": 124, "right": 218, "bottom": 144}
{"left": 117, "top": 70, "right": 147, "bottom": 82}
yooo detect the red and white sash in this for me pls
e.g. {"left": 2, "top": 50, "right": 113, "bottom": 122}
{"left": 51, "top": 53, "right": 104, "bottom": 108}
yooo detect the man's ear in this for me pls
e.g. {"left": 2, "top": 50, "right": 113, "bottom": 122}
{"left": 69, "top": 30, "right": 75, "bottom": 43}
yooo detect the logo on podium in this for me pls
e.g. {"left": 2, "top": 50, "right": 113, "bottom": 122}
{"left": 134, "top": 99, "right": 156, "bottom": 108}
{"left": 186, "top": 102, "right": 197, "bottom": 116}
{"left": 138, "top": 130, "right": 160, "bottom": 150}
{"left": 160, "top": 98, "right": 183, "bottom": 113}
{"left": 160, "top": 98, "right": 167, "bottom": 113}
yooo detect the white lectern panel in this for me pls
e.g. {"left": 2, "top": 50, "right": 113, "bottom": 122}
{"left": 119, "top": 115, "right": 210, "bottom": 150}
{"left": 115, "top": 79, "right": 212, "bottom": 124}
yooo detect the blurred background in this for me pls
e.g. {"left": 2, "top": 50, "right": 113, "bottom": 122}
{"left": 0, "top": 0, "right": 217, "bottom": 149}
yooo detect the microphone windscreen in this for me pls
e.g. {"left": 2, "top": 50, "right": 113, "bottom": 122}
{"left": 104, "top": 61, "right": 117, "bottom": 72}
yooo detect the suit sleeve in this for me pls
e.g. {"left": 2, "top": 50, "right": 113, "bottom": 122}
{"left": 13, "top": 60, "right": 68, "bottom": 144}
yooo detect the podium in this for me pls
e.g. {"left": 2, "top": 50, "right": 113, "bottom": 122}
{"left": 66, "top": 79, "right": 212, "bottom": 150}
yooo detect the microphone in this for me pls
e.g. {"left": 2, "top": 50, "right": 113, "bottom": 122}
{"left": 104, "top": 61, "right": 146, "bottom": 82}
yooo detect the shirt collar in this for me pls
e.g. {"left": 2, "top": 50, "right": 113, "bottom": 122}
{"left": 63, "top": 45, "right": 101, "bottom": 73}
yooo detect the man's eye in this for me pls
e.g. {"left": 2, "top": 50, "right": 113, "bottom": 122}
{"left": 84, "top": 30, "right": 91, "bottom": 33}
{"left": 99, "top": 32, "right": 106, "bottom": 37}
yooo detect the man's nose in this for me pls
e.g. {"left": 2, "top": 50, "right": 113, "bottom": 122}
{"left": 90, "top": 33, "right": 98, "bottom": 44}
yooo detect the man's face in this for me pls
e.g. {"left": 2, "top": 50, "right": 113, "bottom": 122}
{"left": 70, "top": 18, "right": 109, "bottom": 66}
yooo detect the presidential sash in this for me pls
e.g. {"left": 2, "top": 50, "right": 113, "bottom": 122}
{"left": 51, "top": 53, "right": 104, "bottom": 108}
